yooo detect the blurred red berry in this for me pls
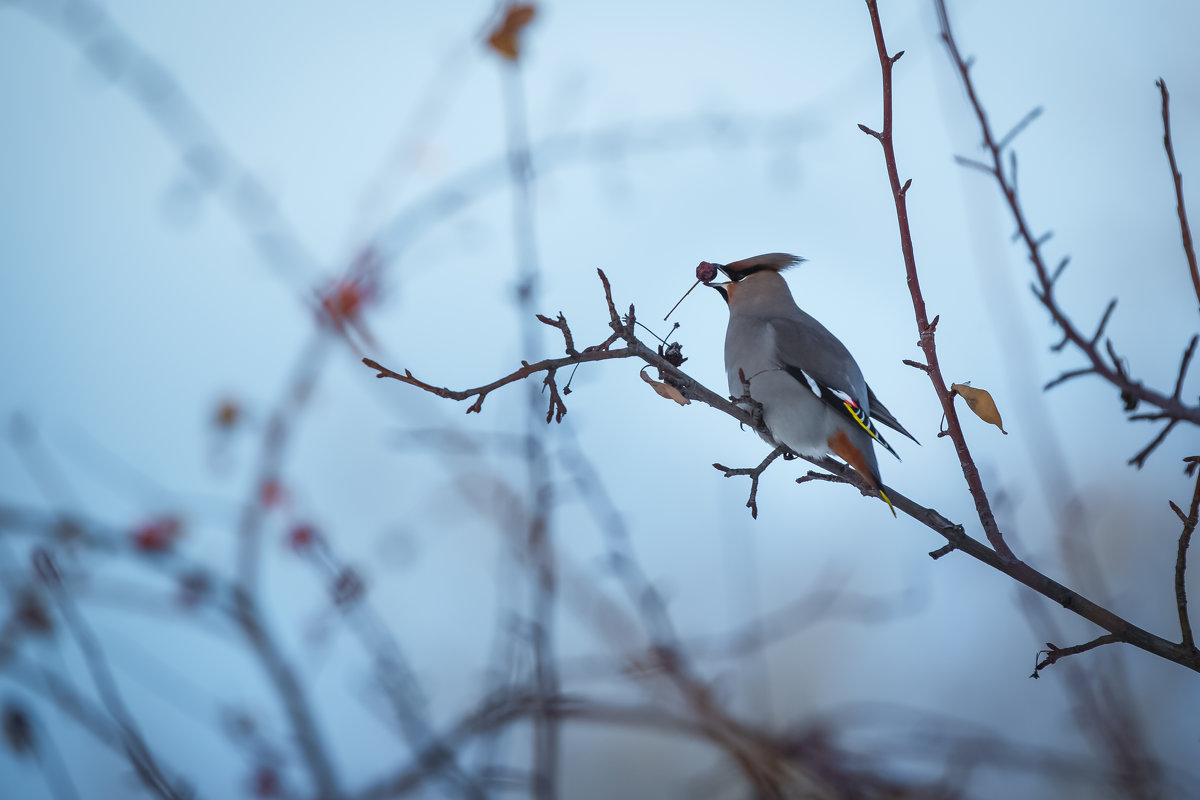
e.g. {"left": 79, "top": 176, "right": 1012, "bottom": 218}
{"left": 251, "top": 765, "right": 279, "bottom": 797}
{"left": 131, "top": 516, "right": 182, "bottom": 553}
{"left": 259, "top": 480, "right": 285, "bottom": 508}
{"left": 287, "top": 524, "right": 317, "bottom": 553}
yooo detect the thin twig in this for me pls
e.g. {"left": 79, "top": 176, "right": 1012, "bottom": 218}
{"left": 1174, "top": 459, "right": 1200, "bottom": 652}
{"left": 43, "top": 561, "right": 189, "bottom": 800}
{"left": 1157, "top": 79, "right": 1200, "bottom": 311}
{"left": 1032, "top": 634, "right": 1121, "bottom": 678}
{"left": 713, "top": 446, "right": 788, "bottom": 519}
{"left": 363, "top": 346, "right": 632, "bottom": 420}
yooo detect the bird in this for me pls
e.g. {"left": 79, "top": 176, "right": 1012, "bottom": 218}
{"left": 699, "top": 252, "right": 917, "bottom": 514}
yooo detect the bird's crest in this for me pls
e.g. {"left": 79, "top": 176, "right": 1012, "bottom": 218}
{"left": 718, "top": 253, "right": 805, "bottom": 282}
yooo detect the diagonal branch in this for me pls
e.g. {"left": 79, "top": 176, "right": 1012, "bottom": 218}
{"left": 365, "top": 269, "right": 1200, "bottom": 674}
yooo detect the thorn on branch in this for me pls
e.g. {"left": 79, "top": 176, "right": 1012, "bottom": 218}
{"left": 858, "top": 123, "right": 882, "bottom": 140}
{"left": 890, "top": 50, "right": 904, "bottom": 63}
{"left": 902, "top": 359, "right": 931, "bottom": 373}
{"left": 901, "top": 177, "right": 912, "bottom": 196}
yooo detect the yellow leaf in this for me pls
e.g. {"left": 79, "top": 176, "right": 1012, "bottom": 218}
{"left": 487, "top": 4, "right": 537, "bottom": 61}
{"left": 640, "top": 368, "right": 689, "bottom": 406}
{"left": 951, "top": 383, "right": 1008, "bottom": 434}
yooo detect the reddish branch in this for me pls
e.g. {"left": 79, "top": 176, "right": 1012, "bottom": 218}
{"left": 861, "top": 0, "right": 1014, "bottom": 561}
{"left": 932, "top": 0, "right": 1200, "bottom": 468}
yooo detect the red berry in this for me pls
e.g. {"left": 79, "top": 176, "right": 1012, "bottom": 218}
{"left": 696, "top": 261, "right": 719, "bottom": 283}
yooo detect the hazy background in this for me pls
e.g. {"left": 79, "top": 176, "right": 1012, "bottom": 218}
{"left": 2, "top": 1, "right": 1198, "bottom": 797}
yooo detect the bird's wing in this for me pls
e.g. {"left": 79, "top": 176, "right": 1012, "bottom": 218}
{"left": 866, "top": 385, "right": 919, "bottom": 444}
{"left": 768, "top": 315, "right": 903, "bottom": 460}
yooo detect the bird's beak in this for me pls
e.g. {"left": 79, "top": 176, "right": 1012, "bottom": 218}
{"left": 710, "top": 281, "right": 735, "bottom": 304}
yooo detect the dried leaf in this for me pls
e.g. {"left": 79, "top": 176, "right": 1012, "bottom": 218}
{"left": 487, "top": 4, "right": 537, "bottom": 61}
{"left": 951, "top": 383, "right": 1008, "bottom": 434}
{"left": 640, "top": 368, "right": 689, "bottom": 406}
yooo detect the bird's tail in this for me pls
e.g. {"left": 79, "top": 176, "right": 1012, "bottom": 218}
{"left": 827, "top": 430, "right": 897, "bottom": 518}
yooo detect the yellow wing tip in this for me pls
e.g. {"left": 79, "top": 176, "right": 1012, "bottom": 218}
{"left": 879, "top": 488, "right": 897, "bottom": 518}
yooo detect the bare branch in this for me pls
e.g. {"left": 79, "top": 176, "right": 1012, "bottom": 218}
{"left": 362, "top": 345, "right": 632, "bottom": 420}
{"left": 1090, "top": 299, "right": 1118, "bottom": 347}
{"left": 1043, "top": 368, "right": 1094, "bottom": 391}
{"left": 863, "top": 0, "right": 1014, "bottom": 561}
{"left": 1174, "top": 335, "right": 1198, "bottom": 398}
{"left": 1032, "top": 634, "right": 1121, "bottom": 678}
{"left": 536, "top": 313, "right": 579, "bottom": 357}
{"left": 996, "top": 106, "right": 1043, "bottom": 152}
{"left": 1128, "top": 420, "right": 1179, "bottom": 469}
{"left": 933, "top": 0, "right": 1200, "bottom": 453}
{"left": 1175, "top": 460, "right": 1200, "bottom": 652}
{"left": 713, "top": 445, "right": 788, "bottom": 519}
{"left": 1157, "top": 79, "right": 1200, "bottom": 311}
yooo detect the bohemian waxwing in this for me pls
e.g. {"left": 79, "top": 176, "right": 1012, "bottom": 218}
{"left": 700, "top": 253, "right": 917, "bottom": 513}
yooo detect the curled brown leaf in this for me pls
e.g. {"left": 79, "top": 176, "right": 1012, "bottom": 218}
{"left": 640, "top": 367, "right": 689, "bottom": 406}
{"left": 951, "top": 383, "right": 1008, "bottom": 434}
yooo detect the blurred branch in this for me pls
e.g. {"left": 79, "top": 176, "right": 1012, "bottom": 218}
{"left": 498, "top": 30, "right": 561, "bottom": 799}
{"left": 6, "top": 0, "right": 321, "bottom": 290}
{"left": 1156, "top": 79, "right": 1200, "bottom": 311}
{"left": 932, "top": 0, "right": 1200, "bottom": 468}
{"left": 36, "top": 550, "right": 189, "bottom": 800}
{"left": 232, "top": 589, "right": 345, "bottom": 800}
{"left": 302, "top": 537, "right": 483, "bottom": 798}
{"left": 860, "top": 0, "right": 1014, "bottom": 562}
